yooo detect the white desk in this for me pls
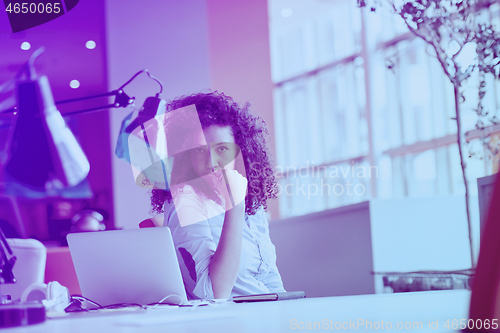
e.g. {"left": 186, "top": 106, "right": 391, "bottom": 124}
{"left": 6, "top": 290, "right": 470, "bottom": 332}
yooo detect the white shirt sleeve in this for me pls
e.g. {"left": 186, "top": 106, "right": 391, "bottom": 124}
{"left": 166, "top": 186, "right": 219, "bottom": 299}
{"left": 263, "top": 266, "right": 286, "bottom": 293}
{"left": 255, "top": 208, "right": 286, "bottom": 293}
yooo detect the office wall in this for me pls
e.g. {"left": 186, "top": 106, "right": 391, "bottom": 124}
{"left": 270, "top": 202, "right": 376, "bottom": 297}
{"left": 105, "top": 0, "right": 211, "bottom": 229}
{"left": 206, "top": 0, "right": 279, "bottom": 220}
{"left": 107, "top": 0, "right": 280, "bottom": 227}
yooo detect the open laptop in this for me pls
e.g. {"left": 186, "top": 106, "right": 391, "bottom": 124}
{"left": 67, "top": 227, "right": 188, "bottom": 306}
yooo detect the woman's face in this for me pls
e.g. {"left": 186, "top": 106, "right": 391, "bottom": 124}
{"left": 190, "top": 125, "right": 239, "bottom": 178}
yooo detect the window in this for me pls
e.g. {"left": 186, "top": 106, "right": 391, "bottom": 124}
{"left": 269, "top": 0, "right": 500, "bottom": 218}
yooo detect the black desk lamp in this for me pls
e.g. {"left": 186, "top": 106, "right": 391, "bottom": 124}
{"left": 0, "top": 49, "right": 169, "bottom": 197}
{"left": 0, "top": 49, "right": 170, "bottom": 325}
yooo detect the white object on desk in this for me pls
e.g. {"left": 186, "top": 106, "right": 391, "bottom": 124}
{"left": 21, "top": 281, "right": 70, "bottom": 312}
{"left": 2, "top": 238, "right": 46, "bottom": 301}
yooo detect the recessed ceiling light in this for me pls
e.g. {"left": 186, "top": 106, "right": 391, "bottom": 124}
{"left": 70, "top": 80, "right": 80, "bottom": 89}
{"left": 20, "top": 42, "right": 31, "bottom": 50}
{"left": 281, "top": 8, "right": 293, "bottom": 18}
{"left": 85, "top": 40, "right": 96, "bottom": 49}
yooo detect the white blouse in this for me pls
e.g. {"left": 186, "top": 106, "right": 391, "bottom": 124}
{"left": 163, "top": 185, "right": 286, "bottom": 299}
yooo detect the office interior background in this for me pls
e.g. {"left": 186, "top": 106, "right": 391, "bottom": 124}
{"left": 0, "top": 0, "right": 499, "bottom": 297}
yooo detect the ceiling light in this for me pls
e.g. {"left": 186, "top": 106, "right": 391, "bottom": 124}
{"left": 70, "top": 80, "right": 80, "bottom": 89}
{"left": 20, "top": 42, "right": 31, "bottom": 50}
{"left": 85, "top": 40, "right": 96, "bottom": 49}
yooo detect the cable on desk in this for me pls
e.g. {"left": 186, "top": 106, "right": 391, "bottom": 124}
{"left": 147, "top": 294, "right": 183, "bottom": 308}
{"left": 64, "top": 295, "right": 146, "bottom": 313}
{"left": 178, "top": 299, "right": 226, "bottom": 308}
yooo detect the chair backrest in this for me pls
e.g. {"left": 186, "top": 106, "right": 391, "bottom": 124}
{"left": 139, "top": 218, "right": 156, "bottom": 228}
{"left": 470, "top": 173, "right": 500, "bottom": 321}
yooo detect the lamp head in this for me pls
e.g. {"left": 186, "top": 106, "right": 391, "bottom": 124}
{"left": 5, "top": 68, "right": 90, "bottom": 191}
{"left": 116, "top": 95, "right": 173, "bottom": 190}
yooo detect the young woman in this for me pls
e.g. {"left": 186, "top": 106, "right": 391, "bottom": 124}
{"left": 150, "top": 91, "right": 285, "bottom": 300}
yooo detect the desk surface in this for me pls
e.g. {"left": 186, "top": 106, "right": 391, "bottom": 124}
{"left": 7, "top": 290, "right": 470, "bottom": 333}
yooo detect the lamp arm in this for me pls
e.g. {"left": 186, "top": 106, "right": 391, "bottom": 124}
{"left": 55, "top": 90, "right": 119, "bottom": 105}
{"left": 0, "top": 228, "right": 16, "bottom": 284}
{"left": 1, "top": 89, "right": 134, "bottom": 116}
{"left": 1, "top": 67, "right": 165, "bottom": 117}
{"left": 118, "top": 69, "right": 163, "bottom": 96}
{"left": 55, "top": 89, "right": 136, "bottom": 116}
{"left": 62, "top": 104, "right": 124, "bottom": 117}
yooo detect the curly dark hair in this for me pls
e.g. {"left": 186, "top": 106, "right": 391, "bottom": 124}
{"left": 150, "top": 91, "right": 278, "bottom": 216}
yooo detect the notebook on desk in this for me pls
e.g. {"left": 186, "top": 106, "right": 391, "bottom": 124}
{"left": 67, "top": 227, "right": 189, "bottom": 306}
{"left": 232, "top": 291, "right": 305, "bottom": 303}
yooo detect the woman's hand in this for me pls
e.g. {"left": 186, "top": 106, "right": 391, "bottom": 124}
{"left": 210, "top": 168, "right": 247, "bottom": 210}
{"left": 222, "top": 168, "right": 247, "bottom": 209}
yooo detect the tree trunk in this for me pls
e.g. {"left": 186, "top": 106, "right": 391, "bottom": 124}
{"left": 454, "top": 84, "right": 475, "bottom": 268}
